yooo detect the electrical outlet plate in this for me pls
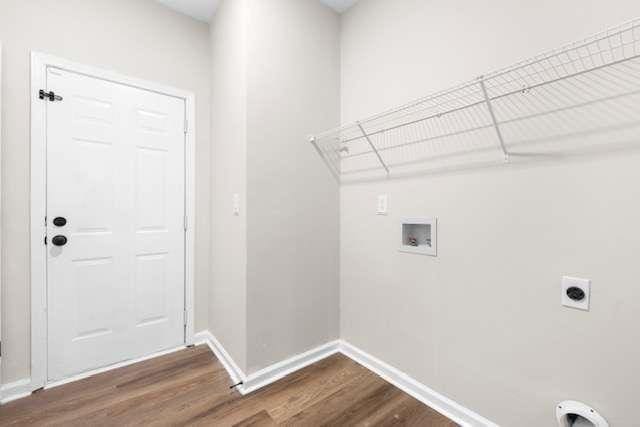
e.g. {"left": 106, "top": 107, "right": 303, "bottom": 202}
{"left": 233, "top": 194, "right": 240, "bottom": 216}
{"left": 377, "top": 195, "right": 388, "bottom": 215}
{"left": 561, "top": 276, "right": 591, "bottom": 311}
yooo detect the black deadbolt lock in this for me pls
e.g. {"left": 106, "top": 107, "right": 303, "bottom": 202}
{"left": 52, "top": 235, "right": 68, "bottom": 247}
{"left": 53, "top": 217, "right": 67, "bottom": 227}
{"left": 566, "top": 286, "right": 585, "bottom": 301}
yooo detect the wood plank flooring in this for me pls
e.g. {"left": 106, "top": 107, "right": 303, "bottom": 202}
{"left": 0, "top": 345, "right": 457, "bottom": 426}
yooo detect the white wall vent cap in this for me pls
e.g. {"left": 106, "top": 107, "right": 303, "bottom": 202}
{"left": 556, "top": 400, "right": 608, "bottom": 427}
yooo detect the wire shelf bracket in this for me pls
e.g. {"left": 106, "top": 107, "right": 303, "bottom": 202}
{"left": 308, "top": 17, "right": 640, "bottom": 183}
{"left": 357, "top": 121, "right": 390, "bottom": 175}
{"left": 309, "top": 136, "right": 340, "bottom": 182}
{"left": 478, "top": 76, "right": 510, "bottom": 161}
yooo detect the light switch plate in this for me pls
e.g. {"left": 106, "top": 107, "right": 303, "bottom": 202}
{"left": 377, "top": 195, "right": 388, "bottom": 215}
{"left": 233, "top": 194, "right": 240, "bottom": 216}
{"left": 561, "top": 276, "right": 591, "bottom": 311}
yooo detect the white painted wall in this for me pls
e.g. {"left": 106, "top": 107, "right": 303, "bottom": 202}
{"left": 210, "top": 0, "right": 248, "bottom": 372}
{"left": 339, "top": 0, "right": 640, "bottom": 425}
{"left": 0, "top": 0, "right": 211, "bottom": 384}
{"left": 245, "top": 0, "right": 341, "bottom": 374}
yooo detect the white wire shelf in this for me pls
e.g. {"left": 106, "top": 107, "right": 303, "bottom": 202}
{"left": 309, "top": 18, "right": 640, "bottom": 183}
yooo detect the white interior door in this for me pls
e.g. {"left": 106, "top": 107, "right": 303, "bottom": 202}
{"left": 45, "top": 67, "right": 186, "bottom": 382}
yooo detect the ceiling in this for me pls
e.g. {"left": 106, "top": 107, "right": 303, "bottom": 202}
{"left": 155, "top": 0, "right": 220, "bottom": 22}
{"left": 319, "top": 0, "right": 359, "bottom": 13}
{"left": 155, "top": 0, "right": 358, "bottom": 22}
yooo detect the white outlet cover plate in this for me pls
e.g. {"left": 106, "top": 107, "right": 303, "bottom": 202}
{"left": 561, "top": 276, "right": 591, "bottom": 311}
{"left": 233, "top": 193, "right": 240, "bottom": 215}
{"left": 377, "top": 195, "right": 388, "bottom": 215}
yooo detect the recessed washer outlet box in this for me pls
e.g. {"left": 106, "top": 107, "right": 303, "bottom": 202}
{"left": 399, "top": 218, "right": 437, "bottom": 256}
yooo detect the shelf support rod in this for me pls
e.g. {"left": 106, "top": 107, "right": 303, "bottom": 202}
{"left": 479, "top": 77, "right": 509, "bottom": 162}
{"left": 357, "top": 122, "right": 390, "bottom": 175}
{"left": 309, "top": 136, "right": 340, "bottom": 183}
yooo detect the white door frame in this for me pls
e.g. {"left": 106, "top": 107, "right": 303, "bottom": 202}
{"left": 30, "top": 52, "right": 196, "bottom": 391}
{"left": 0, "top": 43, "right": 3, "bottom": 397}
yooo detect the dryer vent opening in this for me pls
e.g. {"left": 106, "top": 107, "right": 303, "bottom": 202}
{"left": 556, "top": 401, "right": 608, "bottom": 427}
{"left": 560, "top": 414, "right": 595, "bottom": 427}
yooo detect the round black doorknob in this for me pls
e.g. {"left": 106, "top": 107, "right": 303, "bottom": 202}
{"left": 53, "top": 217, "right": 67, "bottom": 227}
{"left": 52, "top": 235, "right": 68, "bottom": 247}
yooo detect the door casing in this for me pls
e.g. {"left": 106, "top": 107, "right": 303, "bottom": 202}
{"left": 30, "top": 52, "right": 196, "bottom": 391}
{"left": 0, "top": 43, "right": 3, "bottom": 399}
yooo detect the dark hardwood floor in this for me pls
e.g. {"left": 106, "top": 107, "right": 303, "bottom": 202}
{"left": 0, "top": 345, "right": 457, "bottom": 426}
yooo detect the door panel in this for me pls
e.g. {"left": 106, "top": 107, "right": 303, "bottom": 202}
{"left": 128, "top": 85, "right": 185, "bottom": 357}
{"left": 46, "top": 67, "right": 185, "bottom": 381}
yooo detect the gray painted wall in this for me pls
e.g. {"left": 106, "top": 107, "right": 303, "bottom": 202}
{"left": 245, "top": 0, "right": 341, "bottom": 374}
{"left": 209, "top": 0, "right": 340, "bottom": 375}
{"left": 0, "top": 0, "right": 212, "bottom": 384}
{"left": 339, "top": 0, "right": 640, "bottom": 425}
{"left": 210, "top": 0, "right": 248, "bottom": 372}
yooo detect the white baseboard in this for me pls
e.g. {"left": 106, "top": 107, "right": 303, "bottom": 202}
{"left": 193, "top": 330, "right": 340, "bottom": 396}
{"left": 240, "top": 340, "right": 341, "bottom": 395}
{"left": 193, "top": 330, "right": 246, "bottom": 387}
{"left": 195, "top": 331, "right": 496, "bottom": 426}
{"left": 339, "top": 341, "right": 498, "bottom": 427}
{"left": 1, "top": 378, "right": 34, "bottom": 404}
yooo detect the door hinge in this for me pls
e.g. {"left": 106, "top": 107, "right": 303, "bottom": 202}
{"left": 184, "top": 120, "right": 188, "bottom": 134}
{"left": 184, "top": 215, "right": 188, "bottom": 232}
{"left": 44, "top": 235, "right": 48, "bottom": 245}
{"left": 39, "top": 90, "right": 63, "bottom": 102}
{"left": 183, "top": 309, "right": 188, "bottom": 327}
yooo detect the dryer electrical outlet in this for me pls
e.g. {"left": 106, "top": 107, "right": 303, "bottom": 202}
{"left": 561, "top": 276, "right": 591, "bottom": 311}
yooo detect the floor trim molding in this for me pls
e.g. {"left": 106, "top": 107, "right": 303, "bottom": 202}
{"left": 0, "top": 378, "right": 34, "bottom": 404}
{"left": 196, "top": 330, "right": 496, "bottom": 426}
{"left": 339, "top": 341, "right": 499, "bottom": 427}
{"left": 241, "top": 340, "right": 341, "bottom": 395}
{"left": 194, "top": 330, "right": 246, "bottom": 387}
{"left": 193, "top": 331, "right": 341, "bottom": 396}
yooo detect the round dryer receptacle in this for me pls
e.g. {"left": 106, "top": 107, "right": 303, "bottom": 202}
{"left": 556, "top": 400, "right": 608, "bottom": 427}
